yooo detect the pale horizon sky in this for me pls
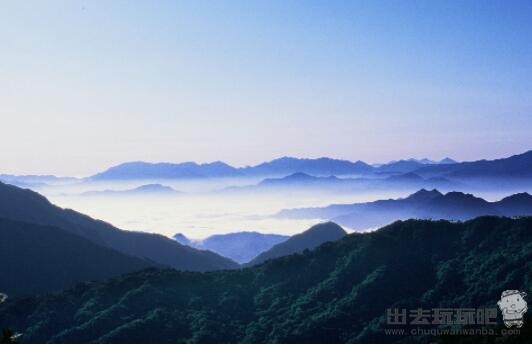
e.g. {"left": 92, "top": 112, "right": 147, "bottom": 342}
{"left": 1, "top": 1, "right": 532, "bottom": 176}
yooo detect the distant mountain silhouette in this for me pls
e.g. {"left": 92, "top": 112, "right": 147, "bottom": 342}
{"left": 91, "top": 157, "right": 374, "bottom": 180}
{"left": 383, "top": 173, "right": 458, "bottom": 190}
{"left": 172, "top": 233, "right": 193, "bottom": 246}
{"left": 375, "top": 160, "right": 427, "bottom": 174}
{"left": 258, "top": 173, "right": 345, "bottom": 187}
{"left": 0, "top": 218, "right": 153, "bottom": 297}
{"left": 174, "top": 232, "right": 289, "bottom": 264}
{"left": 240, "top": 157, "right": 373, "bottom": 177}
{"left": 413, "top": 150, "right": 532, "bottom": 179}
{"left": 0, "top": 174, "right": 77, "bottom": 189}
{"left": 14, "top": 150, "right": 529, "bottom": 186}
{"left": 384, "top": 172, "right": 424, "bottom": 183}
{"left": 439, "top": 157, "right": 457, "bottom": 164}
{"left": 87, "top": 151, "right": 532, "bottom": 181}
{"left": 247, "top": 222, "right": 346, "bottom": 266}
{"left": 91, "top": 161, "right": 242, "bottom": 180}
{"left": 374, "top": 157, "right": 458, "bottom": 174}
{"left": 278, "top": 189, "right": 532, "bottom": 230}
{"left": 81, "top": 184, "right": 180, "bottom": 197}
{"left": 226, "top": 171, "right": 457, "bottom": 194}
{"left": 485, "top": 192, "right": 532, "bottom": 217}
{"left": 0, "top": 181, "right": 238, "bottom": 271}
{"left": 0, "top": 174, "right": 77, "bottom": 184}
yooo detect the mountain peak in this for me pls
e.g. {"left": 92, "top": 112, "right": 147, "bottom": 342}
{"left": 386, "top": 172, "right": 424, "bottom": 182}
{"left": 200, "top": 161, "right": 236, "bottom": 169}
{"left": 286, "top": 172, "right": 314, "bottom": 179}
{"left": 439, "top": 191, "right": 489, "bottom": 205}
{"left": 406, "top": 188, "right": 443, "bottom": 201}
{"left": 247, "top": 222, "right": 346, "bottom": 266}
{"left": 172, "top": 233, "right": 192, "bottom": 245}
{"left": 499, "top": 192, "right": 532, "bottom": 203}
{"left": 134, "top": 184, "right": 177, "bottom": 192}
{"left": 439, "top": 157, "right": 457, "bottom": 164}
{"left": 304, "top": 221, "right": 346, "bottom": 235}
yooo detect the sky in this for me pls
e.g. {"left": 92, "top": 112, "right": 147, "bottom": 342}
{"left": 1, "top": 0, "right": 531, "bottom": 176}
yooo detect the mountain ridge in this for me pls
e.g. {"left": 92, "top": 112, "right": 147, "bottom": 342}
{"left": 246, "top": 222, "right": 347, "bottom": 266}
{"left": 278, "top": 188, "right": 532, "bottom": 230}
{"left": 81, "top": 184, "right": 180, "bottom": 197}
{"left": 0, "top": 181, "right": 238, "bottom": 271}
{"left": 6, "top": 150, "right": 532, "bottom": 181}
{"left": 87, "top": 154, "right": 464, "bottom": 180}
{"left": 0, "top": 217, "right": 154, "bottom": 297}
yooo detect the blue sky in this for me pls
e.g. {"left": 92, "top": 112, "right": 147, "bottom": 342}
{"left": 1, "top": 0, "right": 531, "bottom": 176}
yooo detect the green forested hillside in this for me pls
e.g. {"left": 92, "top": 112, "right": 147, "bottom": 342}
{"left": 247, "top": 221, "right": 346, "bottom": 265}
{"left": 1, "top": 217, "right": 531, "bottom": 343}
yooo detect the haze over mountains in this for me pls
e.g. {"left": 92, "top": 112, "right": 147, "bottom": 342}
{"left": 173, "top": 224, "right": 348, "bottom": 265}
{"left": 2, "top": 151, "right": 532, "bottom": 342}
{"left": 81, "top": 184, "right": 180, "bottom": 197}
{"left": 173, "top": 232, "right": 289, "bottom": 264}
{"left": 222, "top": 171, "right": 457, "bottom": 195}
{"left": 1, "top": 151, "right": 531, "bottom": 208}
{"left": 373, "top": 157, "right": 456, "bottom": 174}
{"left": 278, "top": 189, "right": 532, "bottom": 230}
{"left": 1, "top": 150, "right": 531, "bottom": 240}
{"left": 0, "top": 181, "right": 237, "bottom": 276}
{"left": 0, "top": 181, "right": 352, "bottom": 297}
{"left": 3, "top": 1, "right": 532, "bottom": 341}
{"left": 88, "top": 156, "right": 444, "bottom": 180}
{"left": 90, "top": 161, "right": 241, "bottom": 180}
{"left": 0, "top": 174, "right": 77, "bottom": 189}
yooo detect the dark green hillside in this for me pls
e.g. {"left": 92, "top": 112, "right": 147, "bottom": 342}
{"left": 247, "top": 221, "right": 346, "bottom": 266}
{"left": 0, "top": 218, "right": 153, "bottom": 297}
{"left": 1, "top": 217, "right": 531, "bottom": 343}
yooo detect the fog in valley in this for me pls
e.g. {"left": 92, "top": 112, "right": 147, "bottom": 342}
{"left": 30, "top": 175, "right": 532, "bottom": 239}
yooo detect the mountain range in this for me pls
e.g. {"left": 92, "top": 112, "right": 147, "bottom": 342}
{"left": 90, "top": 161, "right": 241, "bottom": 180}
{"left": 373, "top": 158, "right": 455, "bottom": 174}
{"left": 86, "top": 150, "right": 532, "bottom": 181}
{"left": 2, "top": 216, "right": 530, "bottom": 343}
{"left": 413, "top": 150, "right": 532, "bottom": 179}
{"left": 278, "top": 189, "right": 532, "bottom": 230}
{"left": 173, "top": 232, "right": 289, "bottom": 264}
{"left": 1, "top": 151, "right": 531, "bottom": 188}
{"left": 89, "top": 157, "right": 375, "bottom": 180}
{"left": 88, "top": 156, "right": 441, "bottom": 180}
{"left": 238, "top": 157, "right": 374, "bottom": 177}
{"left": 222, "top": 171, "right": 458, "bottom": 194}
